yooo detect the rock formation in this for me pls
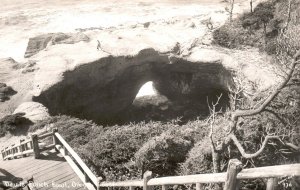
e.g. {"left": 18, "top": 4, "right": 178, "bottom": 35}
{"left": 24, "top": 32, "right": 90, "bottom": 58}
{"left": 13, "top": 102, "right": 50, "bottom": 123}
{"left": 0, "top": 83, "right": 17, "bottom": 102}
{"left": 33, "top": 48, "right": 233, "bottom": 124}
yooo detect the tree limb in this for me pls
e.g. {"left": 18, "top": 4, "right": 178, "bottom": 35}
{"left": 231, "top": 53, "right": 300, "bottom": 121}
{"left": 284, "top": 143, "right": 300, "bottom": 151}
{"left": 230, "top": 134, "right": 282, "bottom": 159}
{"left": 264, "top": 108, "right": 286, "bottom": 125}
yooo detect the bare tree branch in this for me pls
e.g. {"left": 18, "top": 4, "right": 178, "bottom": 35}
{"left": 230, "top": 134, "right": 281, "bottom": 159}
{"left": 284, "top": 0, "right": 292, "bottom": 30}
{"left": 264, "top": 108, "right": 286, "bottom": 125}
{"left": 230, "top": 133, "right": 300, "bottom": 159}
{"left": 208, "top": 94, "right": 223, "bottom": 153}
{"left": 284, "top": 143, "right": 300, "bottom": 151}
{"left": 231, "top": 54, "right": 300, "bottom": 121}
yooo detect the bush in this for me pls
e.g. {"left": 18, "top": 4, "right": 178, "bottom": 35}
{"left": 178, "top": 116, "right": 230, "bottom": 175}
{"left": 213, "top": 24, "right": 234, "bottom": 48}
{"left": 213, "top": 0, "right": 277, "bottom": 50}
{"left": 212, "top": 20, "right": 263, "bottom": 49}
{"left": 30, "top": 115, "right": 102, "bottom": 147}
{"left": 276, "top": 26, "right": 300, "bottom": 56}
{"left": 265, "top": 38, "right": 277, "bottom": 54}
{"left": 178, "top": 138, "right": 212, "bottom": 175}
{"left": 135, "top": 131, "right": 193, "bottom": 176}
{"left": 80, "top": 121, "right": 175, "bottom": 180}
{"left": 36, "top": 117, "right": 212, "bottom": 181}
{"left": 0, "top": 113, "right": 33, "bottom": 137}
{"left": 253, "top": 2, "right": 275, "bottom": 26}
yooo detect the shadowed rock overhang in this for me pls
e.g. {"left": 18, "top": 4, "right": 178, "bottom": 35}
{"left": 33, "top": 48, "right": 234, "bottom": 124}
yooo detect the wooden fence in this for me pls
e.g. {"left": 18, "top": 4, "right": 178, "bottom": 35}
{"left": 1, "top": 130, "right": 300, "bottom": 190}
{"left": 99, "top": 162, "right": 300, "bottom": 190}
{"left": 1, "top": 131, "right": 56, "bottom": 160}
{"left": 1, "top": 129, "right": 100, "bottom": 190}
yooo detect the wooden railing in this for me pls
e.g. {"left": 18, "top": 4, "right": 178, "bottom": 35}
{"left": 1, "top": 129, "right": 100, "bottom": 190}
{"left": 1, "top": 131, "right": 56, "bottom": 160}
{"left": 53, "top": 131, "right": 101, "bottom": 190}
{"left": 99, "top": 161, "right": 300, "bottom": 190}
{"left": 1, "top": 130, "right": 300, "bottom": 190}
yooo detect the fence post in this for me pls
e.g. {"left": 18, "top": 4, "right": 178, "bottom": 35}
{"left": 63, "top": 146, "right": 68, "bottom": 156}
{"left": 129, "top": 186, "right": 134, "bottom": 190}
{"left": 5, "top": 147, "right": 8, "bottom": 160}
{"left": 19, "top": 139, "right": 24, "bottom": 158}
{"left": 1, "top": 150, "right": 4, "bottom": 160}
{"left": 84, "top": 172, "right": 89, "bottom": 183}
{"left": 266, "top": 178, "right": 278, "bottom": 190}
{"left": 162, "top": 185, "right": 167, "bottom": 190}
{"left": 96, "top": 177, "right": 102, "bottom": 190}
{"left": 31, "top": 134, "right": 40, "bottom": 159}
{"left": 224, "top": 159, "right": 242, "bottom": 190}
{"left": 143, "top": 171, "right": 152, "bottom": 190}
{"left": 52, "top": 128, "right": 58, "bottom": 145}
{"left": 196, "top": 183, "right": 204, "bottom": 190}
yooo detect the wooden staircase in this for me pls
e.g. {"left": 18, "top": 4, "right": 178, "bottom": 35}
{"left": 0, "top": 129, "right": 100, "bottom": 190}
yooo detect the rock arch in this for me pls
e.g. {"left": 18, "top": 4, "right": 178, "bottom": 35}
{"left": 33, "top": 49, "right": 233, "bottom": 124}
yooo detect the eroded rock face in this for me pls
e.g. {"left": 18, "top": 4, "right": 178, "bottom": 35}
{"left": 33, "top": 48, "right": 233, "bottom": 124}
{"left": 24, "top": 32, "right": 90, "bottom": 58}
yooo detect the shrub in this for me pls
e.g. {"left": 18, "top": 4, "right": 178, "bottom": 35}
{"left": 265, "top": 38, "right": 277, "bottom": 54}
{"left": 135, "top": 131, "right": 193, "bottom": 176}
{"left": 213, "top": 24, "right": 234, "bottom": 48}
{"left": 79, "top": 121, "right": 175, "bottom": 180}
{"left": 178, "top": 138, "right": 212, "bottom": 175}
{"left": 276, "top": 26, "right": 300, "bottom": 56}
{"left": 212, "top": 20, "right": 264, "bottom": 49}
{"left": 178, "top": 116, "right": 230, "bottom": 175}
{"left": 213, "top": 0, "right": 277, "bottom": 50}
{"left": 0, "top": 113, "right": 33, "bottom": 137}
{"left": 253, "top": 2, "right": 275, "bottom": 31}
{"left": 30, "top": 115, "right": 101, "bottom": 147}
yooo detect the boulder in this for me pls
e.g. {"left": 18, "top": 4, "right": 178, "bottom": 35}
{"left": 0, "top": 83, "right": 17, "bottom": 102}
{"left": 13, "top": 102, "right": 50, "bottom": 122}
{"left": 0, "top": 57, "right": 17, "bottom": 65}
